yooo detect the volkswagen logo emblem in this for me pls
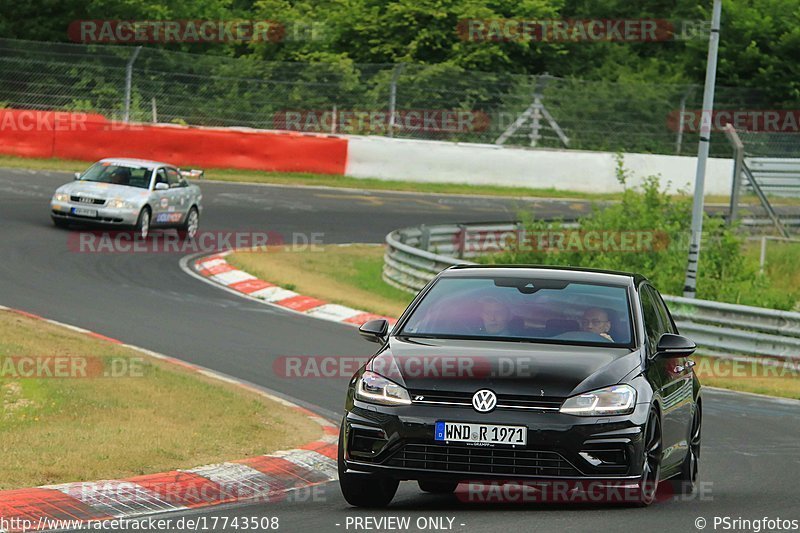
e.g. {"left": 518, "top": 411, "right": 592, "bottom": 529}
{"left": 472, "top": 389, "right": 497, "bottom": 413}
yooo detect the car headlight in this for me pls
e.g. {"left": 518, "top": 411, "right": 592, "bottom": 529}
{"left": 53, "top": 192, "right": 69, "bottom": 202}
{"left": 107, "top": 198, "right": 129, "bottom": 209}
{"left": 355, "top": 371, "right": 411, "bottom": 406}
{"left": 559, "top": 384, "right": 636, "bottom": 416}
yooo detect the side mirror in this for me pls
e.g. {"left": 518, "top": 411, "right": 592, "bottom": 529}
{"left": 154, "top": 182, "right": 169, "bottom": 191}
{"left": 359, "top": 319, "right": 388, "bottom": 343}
{"left": 73, "top": 172, "right": 81, "bottom": 180}
{"left": 656, "top": 333, "right": 696, "bottom": 358}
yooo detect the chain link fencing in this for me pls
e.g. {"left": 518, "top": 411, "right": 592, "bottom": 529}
{"left": 0, "top": 37, "right": 791, "bottom": 157}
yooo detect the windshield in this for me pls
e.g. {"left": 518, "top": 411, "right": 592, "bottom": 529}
{"left": 399, "top": 276, "right": 634, "bottom": 347}
{"left": 80, "top": 163, "right": 152, "bottom": 189}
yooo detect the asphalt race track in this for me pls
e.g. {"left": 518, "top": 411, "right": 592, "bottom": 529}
{"left": 0, "top": 167, "right": 796, "bottom": 532}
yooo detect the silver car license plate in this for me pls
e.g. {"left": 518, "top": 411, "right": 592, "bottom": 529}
{"left": 435, "top": 421, "right": 527, "bottom": 445}
{"left": 71, "top": 207, "right": 97, "bottom": 217}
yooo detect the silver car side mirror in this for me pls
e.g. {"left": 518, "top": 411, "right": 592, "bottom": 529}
{"left": 74, "top": 172, "right": 81, "bottom": 180}
{"left": 154, "top": 182, "right": 169, "bottom": 191}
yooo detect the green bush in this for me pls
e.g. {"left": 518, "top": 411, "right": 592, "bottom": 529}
{"left": 483, "top": 158, "right": 798, "bottom": 310}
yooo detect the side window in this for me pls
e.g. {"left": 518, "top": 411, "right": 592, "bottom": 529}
{"left": 651, "top": 287, "right": 677, "bottom": 335}
{"left": 166, "top": 168, "right": 181, "bottom": 187}
{"left": 154, "top": 168, "right": 168, "bottom": 186}
{"left": 639, "top": 285, "right": 663, "bottom": 356}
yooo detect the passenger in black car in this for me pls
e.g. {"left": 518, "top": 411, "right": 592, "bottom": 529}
{"left": 580, "top": 307, "right": 614, "bottom": 341}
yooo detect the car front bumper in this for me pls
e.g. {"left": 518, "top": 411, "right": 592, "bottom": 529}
{"left": 51, "top": 201, "right": 140, "bottom": 226}
{"left": 341, "top": 399, "right": 650, "bottom": 483}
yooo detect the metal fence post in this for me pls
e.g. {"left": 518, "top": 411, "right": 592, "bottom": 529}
{"left": 530, "top": 95, "right": 543, "bottom": 147}
{"left": 675, "top": 87, "right": 695, "bottom": 155}
{"left": 724, "top": 124, "right": 745, "bottom": 225}
{"left": 516, "top": 222, "right": 525, "bottom": 251}
{"left": 388, "top": 64, "right": 404, "bottom": 138}
{"left": 419, "top": 224, "right": 430, "bottom": 251}
{"left": 123, "top": 46, "right": 142, "bottom": 123}
{"left": 457, "top": 224, "right": 466, "bottom": 258}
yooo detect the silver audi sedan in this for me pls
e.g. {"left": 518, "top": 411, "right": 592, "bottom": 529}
{"left": 51, "top": 158, "right": 204, "bottom": 239}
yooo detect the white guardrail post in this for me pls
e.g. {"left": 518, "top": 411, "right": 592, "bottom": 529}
{"left": 383, "top": 222, "right": 800, "bottom": 363}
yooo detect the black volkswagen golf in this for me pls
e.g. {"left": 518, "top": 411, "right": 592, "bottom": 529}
{"left": 338, "top": 265, "right": 701, "bottom": 507}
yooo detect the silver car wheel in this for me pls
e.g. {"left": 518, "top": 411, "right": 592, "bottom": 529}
{"left": 138, "top": 209, "right": 150, "bottom": 240}
{"left": 186, "top": 209, "right": 199, "bottom": 239}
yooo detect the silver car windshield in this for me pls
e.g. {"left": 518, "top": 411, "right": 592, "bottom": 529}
{"left": 80, "top": 163, "right": 152, "bottom": 189}
{"left": 399, "top": 277, "right": 634, "bottom": 347}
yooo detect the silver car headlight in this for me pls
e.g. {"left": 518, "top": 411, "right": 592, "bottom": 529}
{"left": 107, "top": 198, "right": 130, "bottom": 209}
{"left": 356, "top": 371, "right": 411, "bottom": 406}
{"left": 559, "top": 384, "right": 636, "bottom": 416}
{"left": 53, "top": 192, "right": 69, "bottom": 202}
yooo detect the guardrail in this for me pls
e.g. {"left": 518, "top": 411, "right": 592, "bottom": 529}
{"left": 660, "top": 295, "right": 800, "bottom": 361}
{"left": 746, "top": 157, "right": 800, "bottom": 198}
{"left": 384, "top": 221, "right": 800, "bottom": 362}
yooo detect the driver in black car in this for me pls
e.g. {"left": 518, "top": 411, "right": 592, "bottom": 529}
{"left": 580, "top": 307, "right": 614, "bottom": 341}
{"left": 478, "top": 296, "right": 514, "bottom": 336}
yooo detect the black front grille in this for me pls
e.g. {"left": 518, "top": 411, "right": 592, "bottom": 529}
{"left": 386, "top": 443, "right": 580, "bottom": 477}
{"left": 71, "top": 195, "right": 105, "bottom": 205}
{"left": 410, "top": 389, "right": 563, "bottom": 410}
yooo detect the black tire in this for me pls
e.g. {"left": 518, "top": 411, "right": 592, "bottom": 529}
{"left": 51, "top": 217, "right": 69, "bottom": 229}
{"left": 631, "top": 406, "right": 662, "bottom": 507}
{"left": 671, "top": 403, "right": 701, "bottom": 495}
{"left": 338, "top": 423, "right": 398, "bottom": 507}
{"left": 418, "top": 480, "right": 458, "bottom": 494}
{"left": 135, "top": 207, "right": 151, "bottom": 240}
{"left": 178, "top": 206, "right": 199, "bottom": 241}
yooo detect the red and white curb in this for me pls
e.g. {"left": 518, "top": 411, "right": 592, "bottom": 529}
{"left": 0, "top": 305, "right": 338, "bottom": 533}
{"left": 188, "top": 251, "right": 397, "bottom": 328}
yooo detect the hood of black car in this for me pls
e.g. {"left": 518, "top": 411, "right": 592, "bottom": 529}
{"left": 367, "top": 336, "right": 642, "bottom": 399}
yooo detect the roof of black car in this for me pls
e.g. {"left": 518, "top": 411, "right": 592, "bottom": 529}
{"left": 443, "top": 264, "right": 648, "bottom": 286}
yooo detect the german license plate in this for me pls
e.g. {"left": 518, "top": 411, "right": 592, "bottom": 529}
{"left": 434, "top": 421, "right": 527, "bottom": 445}
{"left": 71, "top": 207, "right": 97, "bottom": 217}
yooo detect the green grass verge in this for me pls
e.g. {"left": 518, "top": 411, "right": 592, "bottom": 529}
{"left": 0, "top": 310, "right": 320, "bottom": 489}
{"left": 693, "top": 355, "right": 799, "bottom": 399}
{"left": 742, "top": 238, "right": 800, "bottom": 299}
{"left": 228, "top": 244, "right": 413, "bottom": 317}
